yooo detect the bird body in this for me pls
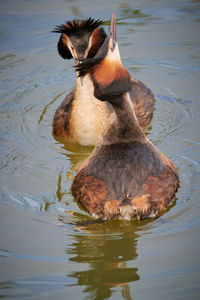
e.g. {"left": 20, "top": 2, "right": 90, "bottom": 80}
{"left": 72, "top": 93, "right": 178, "bottom": 220}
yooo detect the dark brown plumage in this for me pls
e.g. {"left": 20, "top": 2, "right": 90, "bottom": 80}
{"left": 71, "top": 13, "right": 179, "bottom": 220}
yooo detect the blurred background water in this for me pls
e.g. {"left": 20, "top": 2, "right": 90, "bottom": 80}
{"left": 0, "top": 0, "right": 200, "bottom": 299}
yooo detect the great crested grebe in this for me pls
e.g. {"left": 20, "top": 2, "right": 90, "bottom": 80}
{"left": 52, "top": 16, "right": 154, "bottom": 146}
{"left": 71, "top": 13, "right": 179, "bottom": 220}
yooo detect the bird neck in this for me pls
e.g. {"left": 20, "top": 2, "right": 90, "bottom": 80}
{"left": 74, "top": 74, "right": 112, "bottom": 113}
{"left": 75, "top": 74, "right": 94, "bottom": 94}
{"left": 102, "top": 93, "right": 145, "bottom": 144}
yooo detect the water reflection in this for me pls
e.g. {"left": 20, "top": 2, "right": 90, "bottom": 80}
{"left": 67, "top": 221, "right": 140, "bottom": 300}
{"left": 58, "top": 140, "right": 93, "bottom": 172}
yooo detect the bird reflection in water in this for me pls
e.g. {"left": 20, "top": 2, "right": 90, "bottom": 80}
{"left": 55, "top": 138, "right": 93, "bottom": 175}
{"left": 66, "top": 220, "right": 141, "bottom": 300}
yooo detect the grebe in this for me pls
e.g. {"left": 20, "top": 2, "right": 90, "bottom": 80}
{"left": 71, "top": 13, "right": 179, "bottom": 220}
{"left": 52, "top": 17, "right": 154, "bottom": 146}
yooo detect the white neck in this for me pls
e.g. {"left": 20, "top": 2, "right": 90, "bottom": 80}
{"left": 75, "top": 74, "right": 94, "bottom": 95}
{"left": 107, "top": 42, "right": 122, "bottom": 64}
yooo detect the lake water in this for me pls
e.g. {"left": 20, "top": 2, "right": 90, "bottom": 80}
{"left": 0, "top": 0, "right": 200, "bottom": 299}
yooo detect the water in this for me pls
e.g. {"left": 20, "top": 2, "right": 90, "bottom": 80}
{"left": 0, "top": 0, "right": 200, "bottom": 299}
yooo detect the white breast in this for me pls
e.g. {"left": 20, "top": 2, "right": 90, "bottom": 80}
{"left": 70, "top": 75, "right": 111, "bottom": 146}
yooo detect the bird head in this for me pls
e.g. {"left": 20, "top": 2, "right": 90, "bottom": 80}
{"left": 52, "top": 18, "right": 107, "bottom": 60}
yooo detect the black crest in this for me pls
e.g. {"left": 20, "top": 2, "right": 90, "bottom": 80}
{"left": 52, "top": 17, "right": 103, "bottom": 36}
